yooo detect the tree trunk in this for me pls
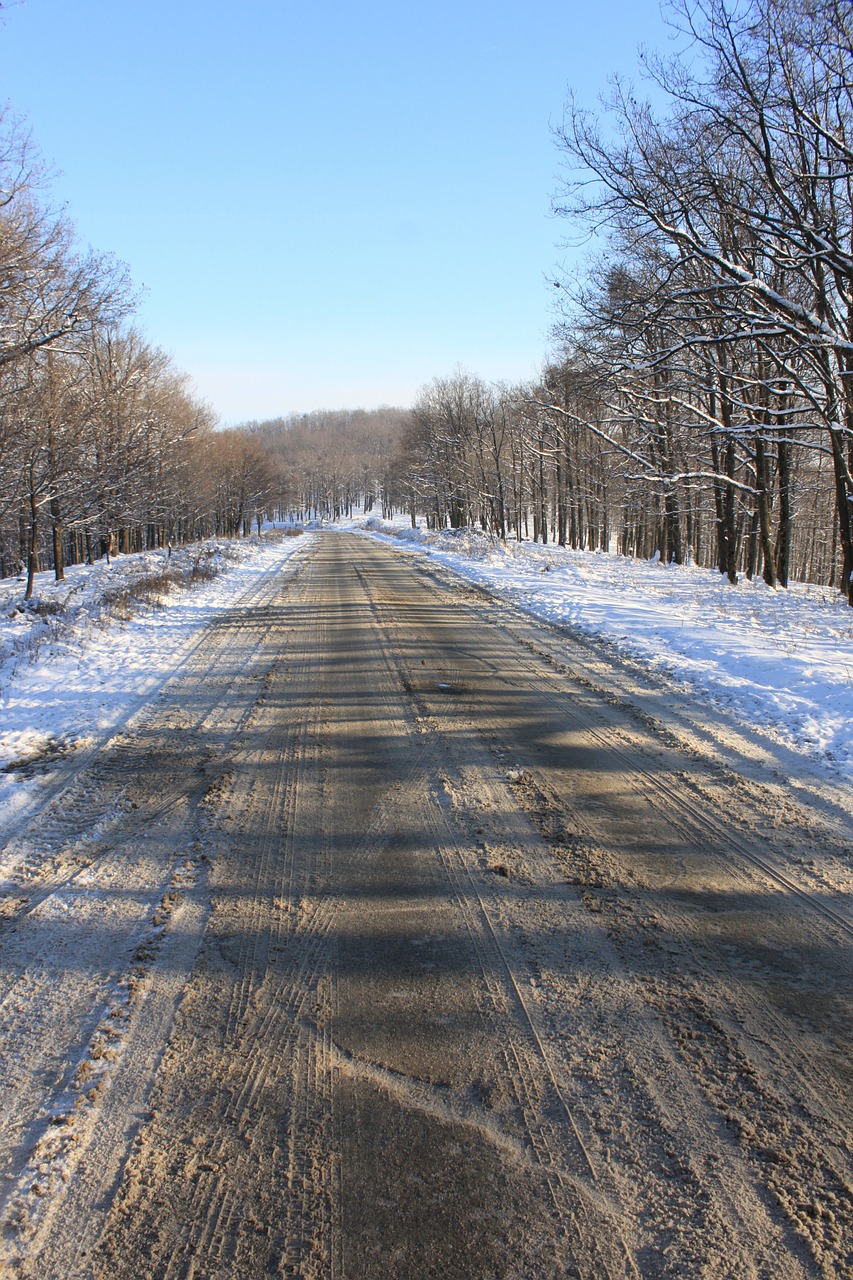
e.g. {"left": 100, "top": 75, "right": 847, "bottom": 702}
{"left": 774, "top": 434, "right": 792, "bottom": 587}
{"left": 50, "top": 493, "right": 65, "bottom": 582}
{"left": 710, "top": 433, "right": 730, "bottom": 576}
{"left": 723, "top": 440, "right": 739, "bottom": 584}
{"left": 745, "top": 510, "right": 759, "bottom": 581}
{"left": 24, "top": 488, "right": 39, "bottom": 601}
{"left": 754, "top": 436, "right": 777, "bottom": 587}
{"left": 828, "top": 426, "right": 853, "bottom": 604}
{"left": 664, "top": 486, "right": 683, "bottom": 564}
{"left": 555, "top": 450, "right": 567, "bottom": 547}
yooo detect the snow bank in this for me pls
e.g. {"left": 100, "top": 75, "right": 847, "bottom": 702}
{"left": 0, "top": 532, "right": 310, "bottom": 821}
{"left": 359, "top": 522, "right": 853, "bottom": 781}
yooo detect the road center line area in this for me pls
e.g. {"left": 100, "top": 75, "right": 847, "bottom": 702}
{"left": 0, "top": 532, "right": 850, "bottom": 1280}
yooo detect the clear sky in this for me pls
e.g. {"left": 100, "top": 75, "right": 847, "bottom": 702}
{"left": 0, "top": 1, "right": 673, "bottom": 422}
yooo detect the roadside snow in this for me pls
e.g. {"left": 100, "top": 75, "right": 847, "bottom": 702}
{"left": 0, "top": 532, "right": 310, "bottom": 823}
{"left": 356, "top": 521, "right": 853, "bottom": 782}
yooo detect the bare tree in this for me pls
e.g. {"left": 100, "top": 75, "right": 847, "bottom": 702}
{"left": 553, "top": 0, "right": 852, "bottom": 596}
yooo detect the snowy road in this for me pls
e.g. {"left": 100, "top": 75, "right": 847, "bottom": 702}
{"left": 0, "top": 533, "right": 851, "bottom": 1279}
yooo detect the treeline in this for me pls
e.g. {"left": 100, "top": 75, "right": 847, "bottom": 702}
{"left": 401, "top": 354, "right": 838, "bottom": 591}
{"left": 248, "top": 408, "right": 411, "bottom": 521}
{"left": 396, "top": 0, "right": 852, "bottom": 600}
{"left": 399, "top": 372, "right": 613, "bottom": 548}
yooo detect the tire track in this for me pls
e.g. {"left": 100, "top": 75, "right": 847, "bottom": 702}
{"left": 350, "top": 534, "right": 846, "bottom": 1278}
{"left": 337, "top": 545, "right": 641, "bottom": 1279}
{"left": 0, "top": 544, "right": 311, "bottom": 1279}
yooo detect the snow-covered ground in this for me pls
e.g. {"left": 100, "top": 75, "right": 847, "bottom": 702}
{"left": 354, "top": 519, "right": 853, "bottom": 783}
{"left": 0, "top": 531, "right": 310, "bottom": 825}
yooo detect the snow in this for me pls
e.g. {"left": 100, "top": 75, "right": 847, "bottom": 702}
{"left": 0, "top": 531, "right": 310, "bottom": 825}
{"left": 2, "top": 513, "right": 852, "bottom": 830}
{"left": 354, "top": 519, "right": 853, "bottom": 782}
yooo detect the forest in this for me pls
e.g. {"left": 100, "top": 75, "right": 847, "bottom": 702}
{"left": 1, "top": 0, "right": 851, "bottom": 601}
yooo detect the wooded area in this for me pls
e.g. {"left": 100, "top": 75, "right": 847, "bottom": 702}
{"left": 400, "top": 0, "right": 853, "bottom": 599}
{"left": 1, "top": 0, "right": 851, "bottom": 601}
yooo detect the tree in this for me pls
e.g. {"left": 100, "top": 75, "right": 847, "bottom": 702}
{"left": 0, "top": 110, "right": 131, "bottom": 370}
{"left": 554, "top": 0, "right": 853, "bottom": 597}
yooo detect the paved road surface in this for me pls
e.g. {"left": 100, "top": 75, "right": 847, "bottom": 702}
{"left": 0, "top": 533, "right": 851, "bottom": 1279}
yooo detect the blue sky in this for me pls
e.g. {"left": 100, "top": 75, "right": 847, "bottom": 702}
{"left": 0, "top": 1, "right": 673, "bottom": 421}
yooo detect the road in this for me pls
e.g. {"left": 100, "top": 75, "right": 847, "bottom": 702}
{"left": 0, "top": 532, "right": 851, "bottom": 1280}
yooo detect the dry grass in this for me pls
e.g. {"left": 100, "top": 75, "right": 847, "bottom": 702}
{"left": 100, "top": 552, "right": 222, "bottom": 621}
{"left": 2, "top": 546, "right": 231, "bottom": 682}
